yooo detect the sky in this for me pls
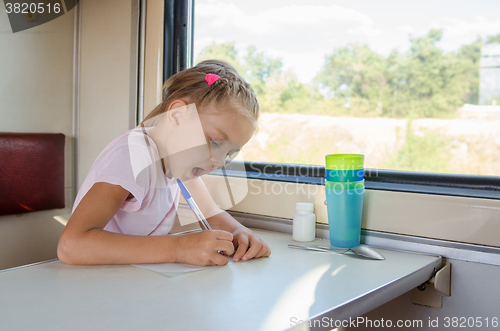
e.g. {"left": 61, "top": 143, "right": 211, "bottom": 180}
{"left": 194, "top": 0, "right": 500, "bottom": 83}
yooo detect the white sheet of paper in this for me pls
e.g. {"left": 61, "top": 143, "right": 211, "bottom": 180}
{"left": 132, "top": 260, "right": 233, "bottom": 277}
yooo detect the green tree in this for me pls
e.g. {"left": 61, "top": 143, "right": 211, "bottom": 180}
{"left": 196, "top": 42, "right": 322, "bottom": 114}
{"left": 316, "top": 44, "right": 389, "bottom": 117}
{"left": 196, "top": 29, "right": 484, "bottom": 119}
{"left": 457, "top": 37, "right": 481, "bottom": 104}
{"left": 243, "top": 45, "right": 283, "bottom": 95}
{"left": 396, "top": 29, "right": 474, "bottom": 118}
{"left": 317, "top": 29, "right": 483, "bottom": 119}
{"left": 485, "top": 33, "right": 500, "bottom": 44}
{"left": 196, "top": 42, "right": 244, "bottom": 73}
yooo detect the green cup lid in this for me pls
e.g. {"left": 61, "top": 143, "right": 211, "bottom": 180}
{"left": 325, "top": 154, "right": 364, "bottom": 170}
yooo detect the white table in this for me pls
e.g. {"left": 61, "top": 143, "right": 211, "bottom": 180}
{"left": 0, "top": 229, "right": 441, "bottom": 331}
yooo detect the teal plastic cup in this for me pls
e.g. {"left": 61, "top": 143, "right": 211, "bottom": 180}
{"left": 325, "top": 180, "right": 365, "bottom": 248}
{"left": 326, "top": 168, "right": 364, "bottom": 182}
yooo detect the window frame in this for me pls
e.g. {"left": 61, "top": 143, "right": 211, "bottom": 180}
{"left": 211, "top": 161, "right": 500, "bottom": 200}
{"left": 163, "top": 0, "right": 194, "bottom": 81}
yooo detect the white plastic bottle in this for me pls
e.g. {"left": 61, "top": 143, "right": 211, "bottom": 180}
{"left": 292, "top": 202, "right": 316, "bottom": 242}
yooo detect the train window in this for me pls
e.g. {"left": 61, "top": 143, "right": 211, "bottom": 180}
{"left": 192, "top": 0, "right": 500, "bottom": 197}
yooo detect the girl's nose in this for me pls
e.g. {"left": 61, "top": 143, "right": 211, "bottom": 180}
{"left": 210, "top": 154, "right": 225, "bottom": 169}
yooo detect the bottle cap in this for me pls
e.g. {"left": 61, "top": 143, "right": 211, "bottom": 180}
{"left": 295, "top": 202, "right": 314, "bottom": 213}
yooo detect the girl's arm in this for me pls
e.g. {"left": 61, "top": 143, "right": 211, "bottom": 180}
{"left": 57, "top": 182, "right": 233, "bottom": 266}
{"left": 185, "top": 178, "right": 271, "bottom": 262}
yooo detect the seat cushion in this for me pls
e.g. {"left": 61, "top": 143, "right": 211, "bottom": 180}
{"left": 0, "top": 133, "right": 65, "bottom": 215}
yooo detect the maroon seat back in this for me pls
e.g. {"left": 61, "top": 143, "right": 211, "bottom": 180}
{"left": 0, "top": 133, "right": 65, "bottom": 215}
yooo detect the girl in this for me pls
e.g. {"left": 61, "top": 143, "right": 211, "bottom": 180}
{"left": 57, "top": 60, "right": 271, "bottom": 266}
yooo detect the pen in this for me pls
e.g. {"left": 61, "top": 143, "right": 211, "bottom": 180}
{"left": 177, "top": 178, "right": 227, "bottom": 256}
{"left": 176, "top": 178, "right": 212, "bottom": 230}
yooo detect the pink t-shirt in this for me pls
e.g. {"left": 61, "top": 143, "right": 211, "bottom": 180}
{"left": 72, "top": 127, "right": 180, "bottom": 236}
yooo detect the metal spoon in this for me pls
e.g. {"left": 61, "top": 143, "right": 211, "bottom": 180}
{"left": 288, "top": 244, "right": 348, "bottom": 254}
{"left": 288, "top": 243, "right": 385, "bottom": 260}
{"left": 350, "top": 245, "right": 385, "bottom": 260}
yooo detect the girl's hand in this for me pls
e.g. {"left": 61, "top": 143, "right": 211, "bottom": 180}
{"left": 231, "top": 228, "right": 271, "bottom": 262}
{"left": 175, "top": 230, "right": 234, "bottom": 266}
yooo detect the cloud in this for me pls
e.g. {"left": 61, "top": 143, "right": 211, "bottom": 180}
{"left": 194, "top": 1, "right": 500, "bottom": 83}
{"left": 195, "top": 2, "right": 379, "bottom": 82}
{"left": 196, "top": 3, "right": 272, "bottom": 34}
{"left": 195, "top": 2, "right": 376, "bottom": 48}
{"left": 196, "top": 3, "right": 373, "bottom": 34}
{"left": 348, "top": 25, "right": 382, "bottom": 37}
{"left": 433, "top": 16, "right": 500, "bottom": 51}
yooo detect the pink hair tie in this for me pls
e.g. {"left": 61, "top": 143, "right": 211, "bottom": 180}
{"left": 206, "top": 73, "right": 221, "bottom": 86}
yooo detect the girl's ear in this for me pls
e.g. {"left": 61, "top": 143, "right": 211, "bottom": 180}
{"left": 167, "top": 99, "right": 188, "bottom": 126}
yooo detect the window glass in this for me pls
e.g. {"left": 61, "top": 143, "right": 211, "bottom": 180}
{"left": 194, "top": 0, "right": 500, "bottom": 176}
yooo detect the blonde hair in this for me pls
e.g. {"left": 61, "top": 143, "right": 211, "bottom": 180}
{"left": 142, "top": 60, "right": 259, "bottom": 126}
